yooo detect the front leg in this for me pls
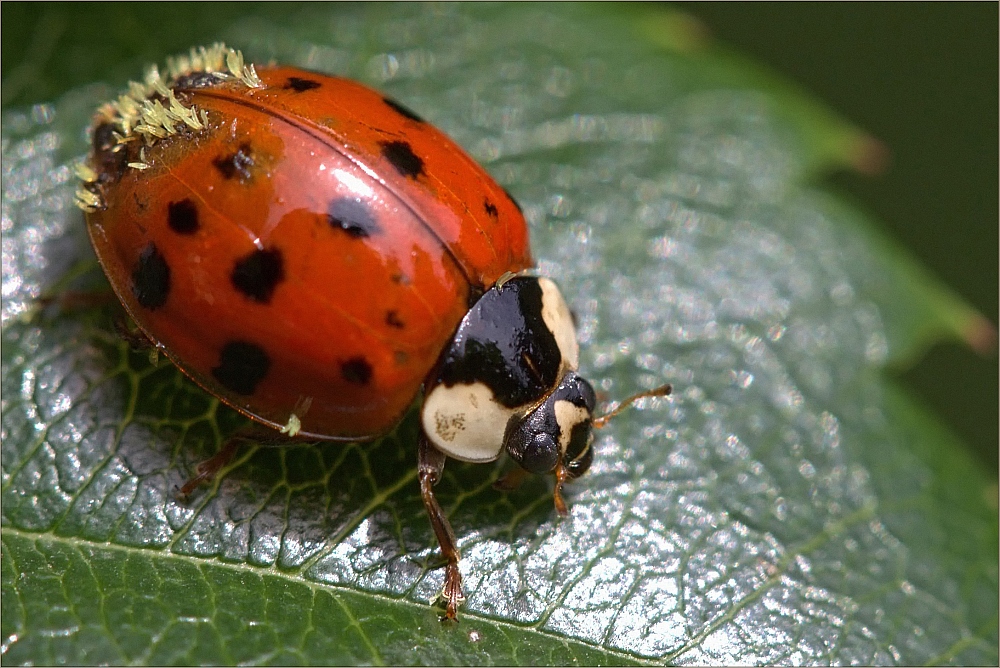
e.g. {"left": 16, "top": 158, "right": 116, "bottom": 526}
{"left": 418, "top": 435, "right": 464, "bottom": 621}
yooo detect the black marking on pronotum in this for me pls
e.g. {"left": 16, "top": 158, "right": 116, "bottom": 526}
{"left": 484, "top": 198, "right": 499, "bottom": 219}
{"left": 167, "top": 199, "right": 199, "bottom": 235}
{"left": 385, "top": 310, "right": 405, "bottom": 329}
{"left": 380, "top": 140, "right": 424, "bottom": 179}
{"left": 435, "top": 277, "right": 561, "bottom": 408}
{"left": 285, "top": 77, "right": 321, "bottom": 92}
{"left": 328, "top": 197, "right": 380, "bottom": 238}
{"left": 466, "top": 284, "right": 485, "bottom": 310}
{"left": 212, "top": 340, "right": 271, "bottom": 396}
{"left": 213, "top": 142, "right": 255, "bottom": 181}
{"left": 341, "top": 357, "right": 373, "bottom": 385}
{"left": 132, "top": 243, "right": 171, "bottom": 309}
{"left": 383, "top": 97, "right": 425, "bottom": 123}
{"left": 231, "top": 248, "right": 285, "bottom": 303}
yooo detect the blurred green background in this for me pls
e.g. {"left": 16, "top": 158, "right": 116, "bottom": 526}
{"left": 674, "top": 3, "right": 998, "bottom": 475}
{"left": 3, "top": 2, "right": 996, "bottom": 471}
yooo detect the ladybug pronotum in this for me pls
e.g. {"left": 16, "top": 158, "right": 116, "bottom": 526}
{"left": 76, "top": 44, "right": 670, "bottom": 620}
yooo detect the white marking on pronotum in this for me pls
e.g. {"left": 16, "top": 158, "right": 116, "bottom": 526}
{"left": 422, "top": 381, "right": 517, "bottom": 462}
{"left": 537, "top": 277, "right": 579, "bottom": 370}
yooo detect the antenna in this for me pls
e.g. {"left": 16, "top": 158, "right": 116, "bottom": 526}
{"left": 592, "top": 383, "right": 672, "bottom": 429}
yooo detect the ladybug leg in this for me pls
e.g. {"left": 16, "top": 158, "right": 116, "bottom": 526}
{"left": 113, "top": 315, "right": 156, "bottom": 352}
{"left": 551, "top": 463, "right": 570, "bottom": 516}
{"left": 177, "top": 423, "right": 275, "bottom": 499}
{"left": 34, "top": 290, "right": 116, "bottom": 313}
{"left": 111, "top": 314, "right": 172, "bottom": 367}
{"left": 24, "top": 259, "right": 115, "bottom": 322}
{"left": 177, "top": 439, "right": 243, "bottom": 499}
{"left": 418, "top": 435, "right": 464, "bottom": 621}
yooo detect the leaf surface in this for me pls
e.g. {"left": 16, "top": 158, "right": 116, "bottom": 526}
{"left": 2, "top": 4, "right": 996, "bottom": 665}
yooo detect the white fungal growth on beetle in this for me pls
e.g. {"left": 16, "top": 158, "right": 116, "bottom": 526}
{"left": 75, "top": 43, "right": 263, "bottom": 212}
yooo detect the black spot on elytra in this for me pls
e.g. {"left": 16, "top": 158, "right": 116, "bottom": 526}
{"left": 131, "top": 243, "right": 171, "bottom": 309}
{"left": 173, "top": 71, "right": 223, "bottom": 89}
{"left": 231, "top": 248, "right": 285, "bottom": 303}
{"left": 380, "top": 140, "right": 424, "bottom": 179}
{"left": 341, "top": 357, "right": 373, "bottom": 385}
{"left": 385, "top": 310, "right": 405, "bottom": 329}
{"left": 285, "top": 77, "right": 321, "bottom": 92}
{"left": 213, "top": 142, "right": 255, "bottom": 181}
{"left": 167, "top": 199, "right": 199, "bottom": 235}
{"left": 484, "top": 198, "right": 499, "bottom": 219}
{"left": 383, "top": 96, "right": 425, "bottom": 123}
{"left": 328, "top": 197, "right": 380, "bottom": 238}
{"left": 503, "top": 187, "right": 523, "bottom": 214}
{"left": 212, "top": 340, "right": 271, "bottom": 396}
{"left": 390, "top": 273, "right": 410, "bottom": 286}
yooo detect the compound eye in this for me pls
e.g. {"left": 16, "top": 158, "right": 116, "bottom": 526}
{"left": 522, "top": 432, "right": 560, "bottom": 474}
{"left": 504, "top": 414, "right": 560, "bottom": 474}
{"left": 503, "top": 408, "right": 561, "bottom": 475}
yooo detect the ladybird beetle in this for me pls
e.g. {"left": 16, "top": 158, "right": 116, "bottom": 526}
{"left": 76, "top": 44, "right": 670, "bottom": 620}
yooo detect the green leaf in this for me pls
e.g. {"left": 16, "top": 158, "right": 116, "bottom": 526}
{"left": 2, "top": 4, "right": 996, "bottom": 665}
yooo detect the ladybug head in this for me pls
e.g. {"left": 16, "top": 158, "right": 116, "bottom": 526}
{"left": 502, "top": 370, "right": 597, "bottom": 483}
{"left": 502, "top": 372, "right": 671, "bottom": 514}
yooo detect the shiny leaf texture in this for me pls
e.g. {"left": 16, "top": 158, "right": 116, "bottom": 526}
{"left": 2, "top": 4, "right": 996, "bottom": 665}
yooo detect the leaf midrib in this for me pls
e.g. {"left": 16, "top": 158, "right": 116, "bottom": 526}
{"left": 0, "top": 525, "right": 662, "bottom": 666}
{"left": 3, "top": 496, "right": 897, "bottom": 665}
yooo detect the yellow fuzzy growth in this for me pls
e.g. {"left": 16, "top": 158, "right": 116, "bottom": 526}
{"left": 76, "top": 43, "right": 264, "bottom": 211}
{"left": 91, "top": 43, "right": 261, "bottom": 149}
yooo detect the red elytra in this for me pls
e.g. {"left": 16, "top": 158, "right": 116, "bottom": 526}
{"left": 80, "top": 56, "right": 532, "bottom": 441}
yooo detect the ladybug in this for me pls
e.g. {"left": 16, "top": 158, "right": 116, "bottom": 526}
{"left": 75, "top": 44, "right": 670, "bottom": 620}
